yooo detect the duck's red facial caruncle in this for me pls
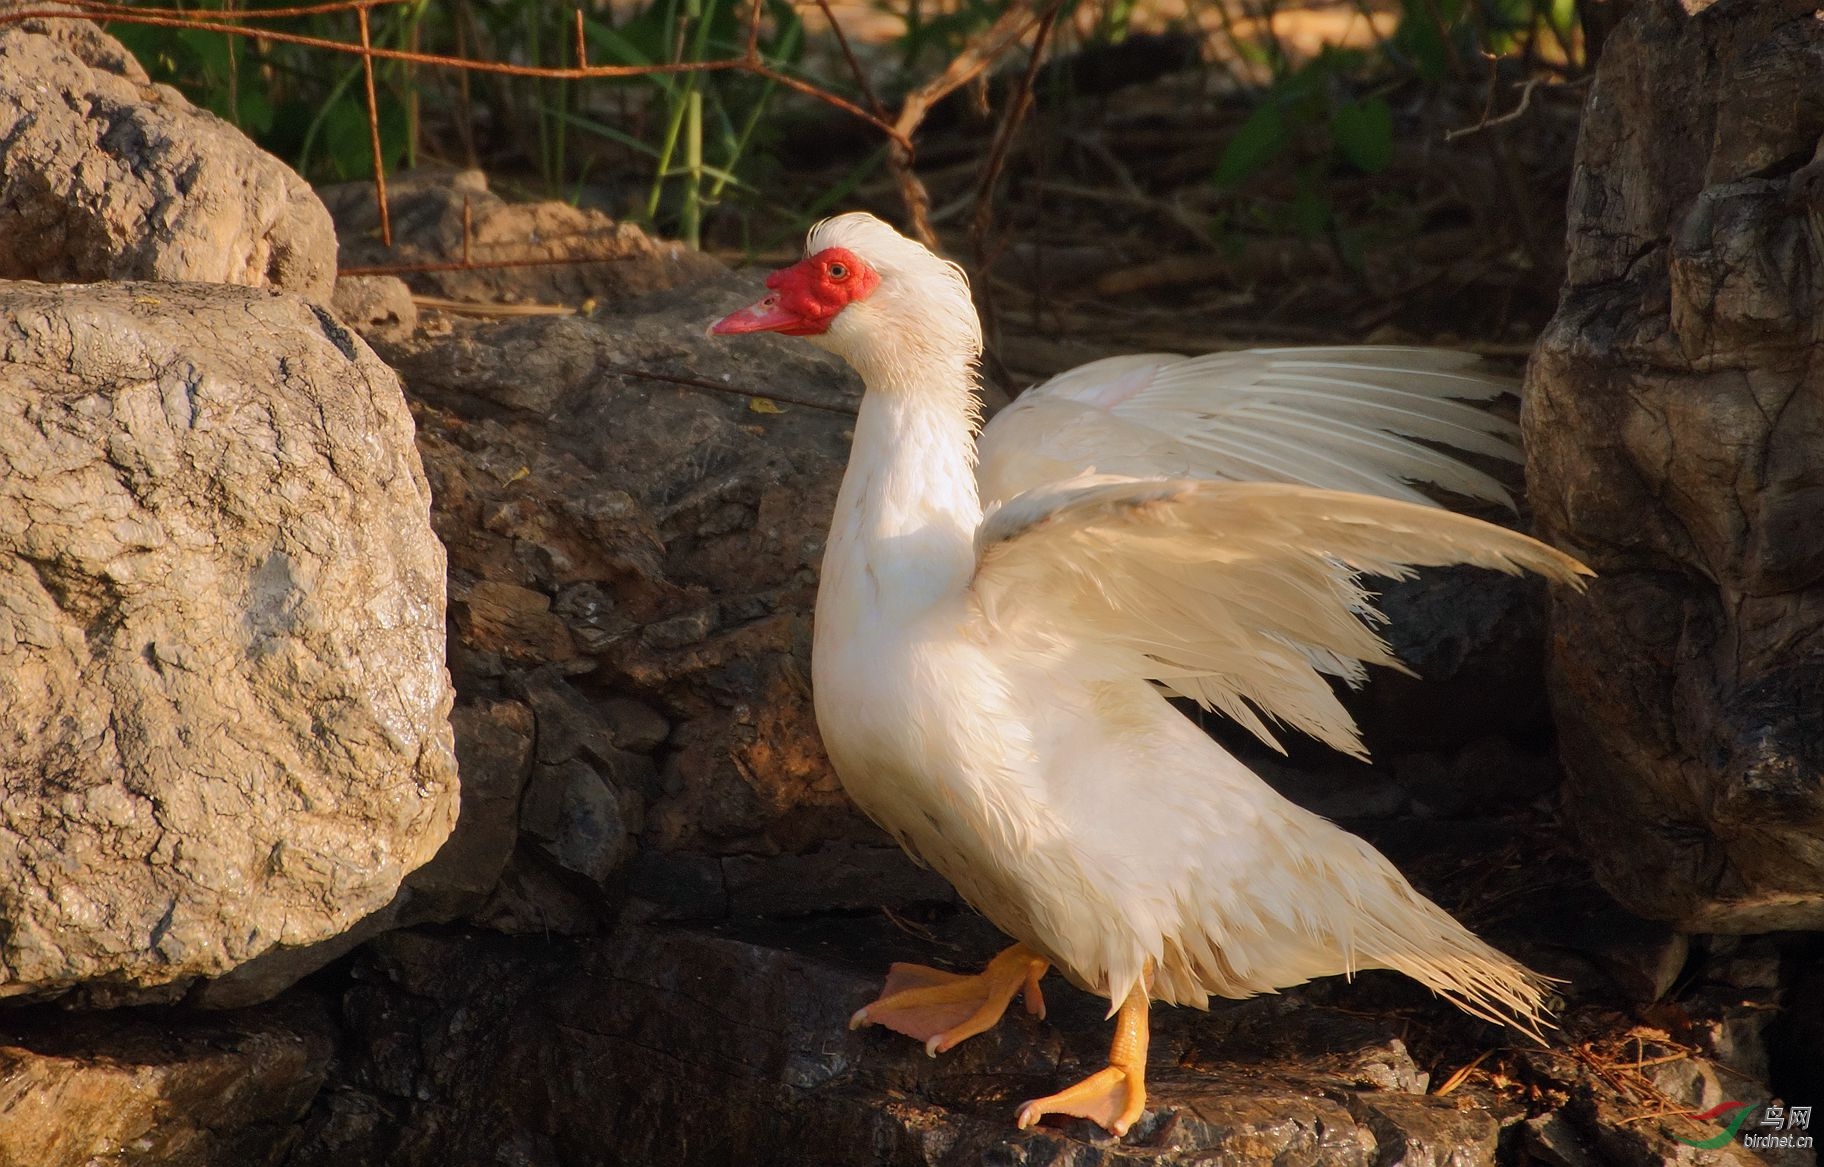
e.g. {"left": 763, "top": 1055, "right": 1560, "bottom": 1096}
{"left": 711, "top": 247, "right": 881, "bottom": 336}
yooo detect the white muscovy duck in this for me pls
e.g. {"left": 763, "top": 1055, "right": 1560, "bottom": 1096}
{"left": 711, "top": 213, "right": 1588, "bottom": 1136}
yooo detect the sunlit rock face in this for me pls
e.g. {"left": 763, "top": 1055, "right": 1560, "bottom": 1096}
{"left": 0, "top": 281, "right": 457, "bottom": 1001}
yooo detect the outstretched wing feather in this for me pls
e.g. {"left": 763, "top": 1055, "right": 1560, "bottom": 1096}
{"left": 977, "top": 347, "right": 1521, "bottom": 509}
{"left": 973, "top": 478, "right": 1589, "bottom": 759}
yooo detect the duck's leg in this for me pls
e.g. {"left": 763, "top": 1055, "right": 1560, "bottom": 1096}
{"left": 849, "top": 943, "right": 1049, "bottom": 1056}
{"left": 1014, "top": 975, "right": 1150, "bottom": 1137}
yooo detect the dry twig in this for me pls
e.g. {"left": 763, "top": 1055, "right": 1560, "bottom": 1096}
{"left": 884, "top": 0, "right": 1050, "bottom": 246}
{"left": 969, "top": 0, "right": 1062, "bottom": 261}
{"left": 1446, "top": 75, "right": 1589, "bottom": 142}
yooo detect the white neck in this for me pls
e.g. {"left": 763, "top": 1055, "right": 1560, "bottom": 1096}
{"left": 818, "top": 363, "right": 982, "bottom": 626}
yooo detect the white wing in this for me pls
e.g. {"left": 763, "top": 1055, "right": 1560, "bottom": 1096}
{"left": 973, "top": 477, "right": 1589, "bottom": 759}
{"left": 976, "top": 347, "right": 1520, "bottom": 510}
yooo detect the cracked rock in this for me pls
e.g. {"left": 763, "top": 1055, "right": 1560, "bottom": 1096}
{"left": 0, "top": 280, "right": 457, "bottom": 1000}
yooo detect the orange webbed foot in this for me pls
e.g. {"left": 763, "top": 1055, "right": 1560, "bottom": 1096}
{"left": 1014, "top": 973, "right": 1151, "bottom": 1137}
{"left": 1015, "top": 1065, "right": 1147, "bottom": 1136}
{"left": 849, "top": 943, "right": 1048, "bottom": 1056}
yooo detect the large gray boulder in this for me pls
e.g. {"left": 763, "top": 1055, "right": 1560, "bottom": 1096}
{"left": 1524, "top": 0, "right": 1824, "bottom": 930}
{"left": 0, "top": 281, "right": 457, "bottom": 1000}
{"left": 0, "top": 5, "right": 338, "bottom": 300}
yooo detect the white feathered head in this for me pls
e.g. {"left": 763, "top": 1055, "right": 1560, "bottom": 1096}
{"left": 713, "top": 212, "right": 982, "bottom": 387}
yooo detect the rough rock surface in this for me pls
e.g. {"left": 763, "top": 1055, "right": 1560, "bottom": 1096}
{"left": 330, "top": 275, "right": 418, "bottom": 344}
{"left": 0, "top": 281, "right": 457, "bottom": 1000}
{"left": 0, "top": 7, "right": 338, "bottom": 300}
{"left": 1522, "top": 0, "right": 1824, "bottom": 931}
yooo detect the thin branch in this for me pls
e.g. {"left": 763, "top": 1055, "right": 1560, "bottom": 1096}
{"left": 339, "top": 253, "right": 650, "bottom": 276}
{"left": 967, "top": 0, "right": 1060, "bottom": 384}
{"left": 886, "top": 0, "right": 1047, "bottom": 246}
{"left": 812, "top": 0, "right": 885, "bottom": 119}
{"left": 1443, "top": 74, "right": 1588, "bottom": 142}
{"left": 356, "top": 5, "right": 390, "bottom": 246}
{"left": 603, "top": 366, "right": 858, "bottom": 416}
{"left": 742, "top": 0, "right": 763, "bottom": 61}
{"left": 81, "top": 0, "right": 413, "bottom": 20}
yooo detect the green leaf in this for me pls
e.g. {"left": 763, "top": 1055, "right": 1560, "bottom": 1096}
{"left": 1290, "top": 175, "right": 1332, "bottom": 238}
{"left": 659, "top": 162, "right": 753, "bottom": 190}
{"left": 1214, "top": 102, "right": 1285, "bottom": 187}
{"left": 319, "top": 98, "right": 409, "bottom": 180}
{"left": 233, "top": 87, "right": 276, "bottom": 136}
{"left": 1332, "top": 97, "right": 1393, "bottom": 174}
{"left": 584, "top": 14, "right": 656, "bottom": 67}
{"left": 552, "top": 108, "right": 665, "bottom": 161}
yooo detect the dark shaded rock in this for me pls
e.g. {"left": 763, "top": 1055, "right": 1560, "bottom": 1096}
{"left": 1522, "top": 0, "right": 1824, "bottom": 931}
{"left": 1378, "top": 740, "right": 1560, "bottom": 822}
{"left": 1668, "top": 936, "right": 1792, "bottom": 1086}
{"left": 469, "top": 860, "right": 606, "bottom": 936}
{"left": 0, "top": 1003, "right": 331, "bottom": 1166}
{"left": 721, "top": 845, "right": 959, "bottom": 920}
{"left": 283, "top": 918, "right": 1521, "bottom": 1167}
{"left": 1767, "top": 941, "right": 1824, "bottom": 1121}
{"left": 1521, "top": 1112, "right": 1601, "bottom": 1167}
{"left": 625, "top": 849, "right": 730, "bottom": 921}
{"left": 1344, "top": 1092, "right": 1499, "bottom": 1167}
{"left": 1250, "top": 753, "right": 1411, "bottom": 822}
{"left": 627, "top": 842, "right": 956, "bottom": 923}
{"left": 397, "top": 272, "right": 872, "bottom": 863}
{"left": 519, "top": 759, "right": 634, "bottom": 886}
{"left": 407, "top": 698, "right": 538, "bottom": 915}
{"left": 512, "top": 666, "right": 656, "bottom": 779}
{"left": 1353, "top": 567, "right": 1555, "bottom": 752}
{"left": 1578, "top": 920, "right": 1689, "bottom": 1005}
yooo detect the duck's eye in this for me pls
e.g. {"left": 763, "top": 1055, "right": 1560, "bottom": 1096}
{"left": 827, "top": 262, "right": 848, "bottom": 280}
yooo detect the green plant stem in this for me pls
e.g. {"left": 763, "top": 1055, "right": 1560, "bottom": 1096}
{"left": 682, "top": 88, "right": 703, "bottom": 248}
